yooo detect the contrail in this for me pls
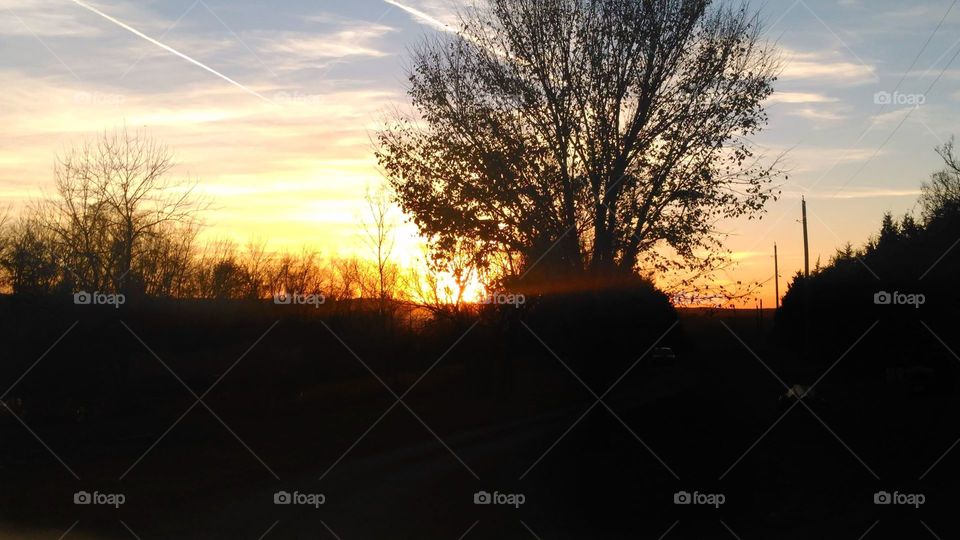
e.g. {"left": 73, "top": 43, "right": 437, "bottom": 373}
{"left": 68, "top": 0, "right": 273, "bottom": 104}
{"left": 384, "top": 0, "right": 509, "bottom": 60}
{"left": 384, "top": 0, "right": 454, "bottom": 33}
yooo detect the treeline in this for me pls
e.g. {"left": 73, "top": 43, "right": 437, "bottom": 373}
{"left": 0, "top": 127, "right": 467, "bottom": 312}
{"left": 777, "top": 139, "right": 960, "bottom": 377}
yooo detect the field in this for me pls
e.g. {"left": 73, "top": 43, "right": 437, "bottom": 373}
{"left": 2, "top": 301, "right": 957, "bottom": 539}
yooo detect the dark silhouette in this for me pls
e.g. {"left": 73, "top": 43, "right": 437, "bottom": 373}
{"left": 777, "top": 139, "right": 960, "bottom": 383}
{"left": 377, "top": 0, "right": 782, "bottom": 289}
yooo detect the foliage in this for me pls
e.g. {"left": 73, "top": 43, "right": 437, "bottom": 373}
{"left": 377, "top": 0, "right": 782, "bottom": 286}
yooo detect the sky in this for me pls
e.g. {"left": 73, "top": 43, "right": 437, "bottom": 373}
{"left": 0, "top": 0, "right": 958, "bottom": 306}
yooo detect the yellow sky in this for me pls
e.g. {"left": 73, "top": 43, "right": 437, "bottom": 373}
{"left": 1, "top": 0, "right": 956, "bottom": 307}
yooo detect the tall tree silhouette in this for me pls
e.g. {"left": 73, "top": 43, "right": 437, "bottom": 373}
{"left": 43, "top": 127, "right": 205, "bottom": 293}
{"left": 377, "top": 0, "right": 781, "bottom": 285}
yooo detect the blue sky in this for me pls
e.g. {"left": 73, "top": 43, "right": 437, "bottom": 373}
{"left": 0, "top": 0, "right": 958, "bottom": 303}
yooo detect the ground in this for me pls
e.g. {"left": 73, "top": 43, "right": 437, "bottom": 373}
{"left": 1, "top": 307, "right": 957, "bottom": 539}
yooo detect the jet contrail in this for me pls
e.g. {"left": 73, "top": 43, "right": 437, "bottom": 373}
{"left": 68, "top": 0, "right": 274, "bottom": 104}
{"left": 383, "top": 0, "right": 510, "bottom": 60}
{"left": 384, "top": 0, "right": 455, "bottom": 33}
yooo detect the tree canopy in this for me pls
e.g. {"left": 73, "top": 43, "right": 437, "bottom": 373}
{"left": 377, "top": 0, "right": 782, "bottom": 287}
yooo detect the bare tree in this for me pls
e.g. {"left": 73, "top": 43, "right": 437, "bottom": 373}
{"left": 362, "top": 186, "right": 400, "bottom": 314}
{"left": 405, "top": 242, "right": 479, "bottom": 316}
{"left": 920, "top": 137, "right": 960, "bottom": 225}
{"left": 137, "top": 221, "right": 199, "bottom": 297}
{"left": 330, "top": 256, "right": 367, "bottom": 301}
{"left": 240, "top": 239, "right": 271, "bottom": 299}
{"left": 270, "top": 248, "right": 330, "bottom": 298}
{"left": 46, "top": 126, "right": 205, "bottom": 293}
{"left": 0, "top": 209, "right": 61, "bottom": 295}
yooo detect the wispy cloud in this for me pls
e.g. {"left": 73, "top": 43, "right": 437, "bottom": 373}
{"left": 0, "top": 0, "right": 102, "bottom": 37}
{"left": 766, "top": 92, "right": 840, "bottom": 104}
{"left": 262, "top": 24, "right": 395, "bottom": 70}
{"left": 779, "top": 49, "right": 876, "bottom": 85}
{"left": 67, "top": 0, "right": 273, "bottom": 103}
{"left": 826, "top": 187, "right": 922, "bottom": 200}
{"left": 776, "top": 146, "right": 880, "bottom": 174}
{"left": 788, "top": 107, "right": 849, "bottom": 122}
{"left": 777, "top": 186, "right": 920, "bottom": 200}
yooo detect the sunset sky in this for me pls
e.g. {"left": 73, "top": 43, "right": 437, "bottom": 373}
{"left": 1, "top": 0, "right": 958, "bottom": 306}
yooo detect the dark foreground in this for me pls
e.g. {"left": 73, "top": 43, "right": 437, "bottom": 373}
{"left": 1, "top": 301, "right": 958, "bottom": 539}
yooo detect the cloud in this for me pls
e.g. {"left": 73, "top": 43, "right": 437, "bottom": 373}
{"left": 865, "top": 105, "right": 918, "bottom": 128}
{"left": 772, "top": 146, "right": 880, "bottom": 174}
{"left": 766, "top": 92, "right": 840, "bottom": 104}
{"left": 765, "top": 92, "right": 848, "bottom": 123}
{"left": 67, "top": 0, "right": 273, "bottom": 103}
{"left": 779, "top": 49, "right": 877, "bottom": 85}
{"left": 0, "top": 0, "right": 103, "bottom": 37}
{"left": 261, "top": 24, "right": 395, "bottom": 69}
{"left": 826, "top": 187, "right": 922, "bottom": 199}
{"left": 788, "top": 107, "right": 849, "bottom": 122}
{"left": 729, "top": 251, "right": 765, "bottom": 261}
{"left": 777, "top": 186, "right": 921, "bottom": 201}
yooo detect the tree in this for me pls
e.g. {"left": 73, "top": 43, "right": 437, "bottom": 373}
{"left": 362, "top": 186, "right": 400, "bottom": 314}
{"left": 136, "top": 221, "right": 199, "bottom": 297}
{"left": 920, "top": 137, "right": 960, "bottom": 226}
{"left": 377, "top": 0, "right": 781, "bottom": 286}
{"left": 240, "top": 240, "right": 271, "bottom": 299}
{"left": 900, "top": 213, "right": 921, "bottom": 242}
{"left": 405, "top": 240, "right": 480, "bottom": 315}
{"left": 875, "top": 211, "right": 900, "bottom": 251}
{"left": 270, "top": 248, "right": 329, "bottom": 299}
{"left": 45, "top": 126, "right": 205, "bottom": 293}
{"left": 0, "top": 210, "right": 61, "bottom": 295}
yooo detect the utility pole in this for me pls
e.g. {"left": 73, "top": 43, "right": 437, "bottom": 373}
{"left": 774, "top": 242, "right": 780, "bottom": 309}
{"left": 801, "top": 197, "right": 811, "bottom": 361}
{"left": 802, "top": 196, "right": 810, "bottom": 278}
